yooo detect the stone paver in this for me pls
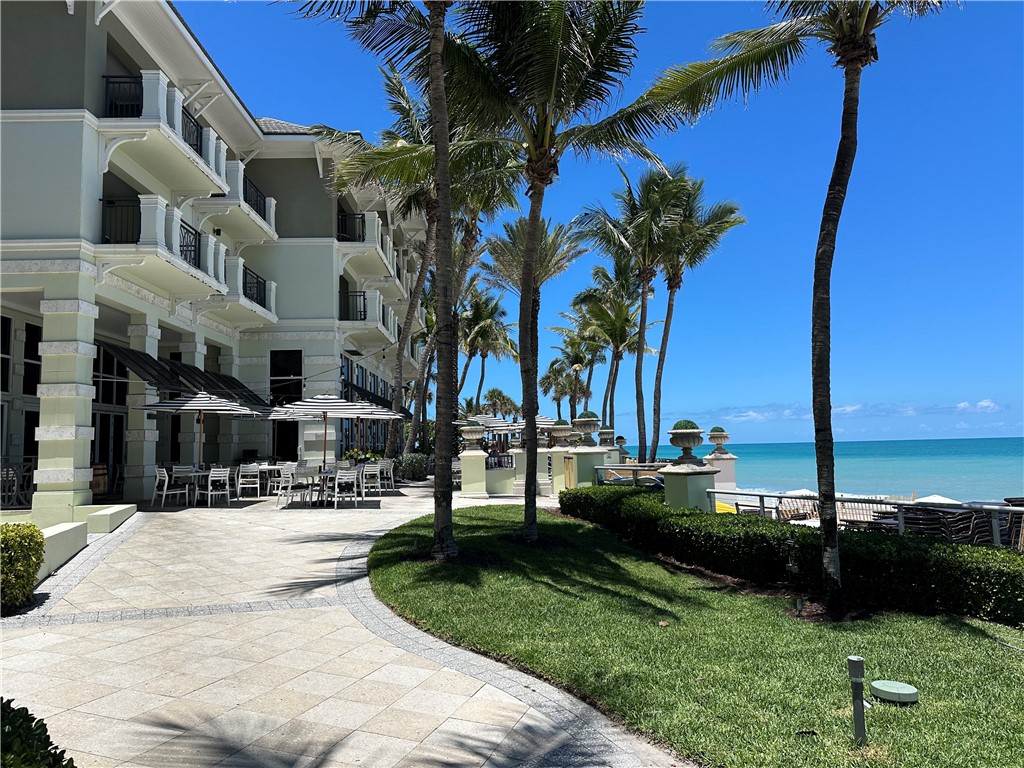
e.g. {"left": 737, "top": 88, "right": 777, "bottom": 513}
{"left": 2, "top": 487, "right": 684, "bottom": 767}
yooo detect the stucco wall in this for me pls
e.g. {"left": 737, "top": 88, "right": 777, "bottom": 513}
{"left": 245, "top": 159, "right": 333, "bottom": 239}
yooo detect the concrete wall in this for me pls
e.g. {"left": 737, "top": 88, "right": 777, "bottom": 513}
{"left": 245, "top": 159, "right": 333, "bottom": 239}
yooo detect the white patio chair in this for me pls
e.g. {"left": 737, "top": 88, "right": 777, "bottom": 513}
{"left": 362, "top": 463, "right": 383, "bottom": 496}
{"left": 452, "top": 459, "right": 462, "bottom": 489}
{"left": 236, "top": 464, "right": 261, "bottom": 498}
{"left": 196, "top": 467, "right": 232, "bottom": 507}
{"left": 379, "top": 458, "right": 396, "bottom": 491}
{"left": 276, "top": 467, "right": 310, "bottom": 508}
{"left": 333, "top": 469, "right": 359, "bottom": 509}
{"left": 152, "top": 467, "right": 189, "bottom": 508}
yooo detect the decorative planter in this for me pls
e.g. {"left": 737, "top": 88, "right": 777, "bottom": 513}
{"left": 598, "top": 428, "right": 614, "bottom": 447}
{"left": 550, "top": 424, "right": 572, "bottom": 448}
{"left": 668, "top": 429, "right": 704, "bottom": 465}
{"left": 460, "top": 425, "right": 485, "bottom": 450}
{"left": 572, "top": 417, "right": 600, "bottom": 447}
{"left": 568, "top": 431, "right": 583, "bottom": 447}
{"left": 708, "top": 431, "right": 731, "bottom": 454}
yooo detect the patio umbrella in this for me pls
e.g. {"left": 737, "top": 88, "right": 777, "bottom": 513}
{"left": 139, "top": 392, "right": 259, "bottom": 466}
{"left": 278, "top": 395, "right": 400, "bottom": 467}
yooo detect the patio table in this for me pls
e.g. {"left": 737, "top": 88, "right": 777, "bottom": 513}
{"left": 181, "top": 469, "right": 211, "bottom": 504}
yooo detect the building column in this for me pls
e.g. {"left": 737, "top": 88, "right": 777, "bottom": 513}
{"left": 177, "top": 335, "right": 206, "bottom": 466}
{"left": 31, "top": 294, "right": 98, "bottom": 520}
{"left": 218, "top": 354, "right": 241, "bottom": 465}
{"left": 124, "top": 318, "right": 160, "bottom": 501}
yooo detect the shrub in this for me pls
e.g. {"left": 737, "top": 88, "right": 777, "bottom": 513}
{"left": 710, "top": 426, "right": 726, "bottom": 433}
{"left": 399, "top": 453, "right": 429, "bottom": 481}
{"left": 672, "top": 419, "right": 699, "bottom": 430}
{"left": 554, "top": 419, "right": 569, "bottom": 426}
{"left": 1, "top": 523, "right": 44, "bottom": 613}
{"left": 1, "top": 698, "right": 76, "bottom": 768}
{"left": 343, "top": 449, "right": 382, "bottom": 463}
{"left": 558, "top": 487, "right": 1024, "bottom": 626}
{"left": 578, "top": 411, "right": 598, "bottom": 420}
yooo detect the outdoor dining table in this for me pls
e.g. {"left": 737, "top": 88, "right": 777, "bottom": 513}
{"left": 178, "top": 469, "right": 210, "bottom": 504}
{"left": 256, "top": 463, "right": 282, "bottom": 494}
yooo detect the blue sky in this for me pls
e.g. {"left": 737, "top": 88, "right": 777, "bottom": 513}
{"left": 178, "top": 0, "right": 1024, "bottom": 444}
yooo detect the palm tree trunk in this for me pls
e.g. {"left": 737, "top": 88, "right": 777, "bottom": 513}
{"left": 419, "top": 351, "right": 435, "bottom": 451}
{"left": 649, "top": 284, "right": 678, "bottom": 460}
{"left": 386, "top": 206, "right": 435, "bottom": 459}
{"left": 554, "top": 398, "right": 562, "bottom": 421}
{"left": 601, "top": 356, "right": 614, "bottom": 426}
{"left": 474, "top": 355, "right": 487, "bottom": 413}
{"left": 609, "top": 355, "right": 619, "bottom": 433}
{"left": 635, "top": 281, "right": 650, "bottom": 462}
{"left": 405, "top": 332, "right": 437, "bottom": 454}
{"left": 583, "top": 355, "right": 597, "bottom": 412}
{"left": 519, "top": 183, "right": 547, "bottom": 542}
{"left": 814, "top": 62, "right": 863, "bottom": 616}
{"left": 457, "top": 352, "right": 474, "bottom": 395}
{"left": 425, "top": 0, "right": 457, "bottom": 559}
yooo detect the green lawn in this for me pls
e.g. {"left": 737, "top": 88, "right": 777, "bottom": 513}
{"left": 368, "top": 506, "right": 1024, "bottom": 768}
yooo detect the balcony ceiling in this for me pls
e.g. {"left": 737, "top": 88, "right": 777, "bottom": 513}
{"left": 106, "top": 126, "right": 226, "bottom": 195}
{"left": 194, "top": 201, "right": 276, "bottom": 242}
{"left": 93, "top": 246, "right": 225, "bottom": 300}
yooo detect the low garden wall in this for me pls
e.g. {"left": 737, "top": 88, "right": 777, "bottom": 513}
{"left": 559, "top": 486, "right": 1024, "bottom": 626}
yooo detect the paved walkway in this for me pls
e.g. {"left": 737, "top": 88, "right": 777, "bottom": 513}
{"left": 2, "top": 487, "right": 682, "bottom": 768}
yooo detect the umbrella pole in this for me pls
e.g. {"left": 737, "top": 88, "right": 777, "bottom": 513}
{"left": 198, "top": 410, "right": 204, "bottom": 468}
{"left": 322, "top": 411, "right": 328, "bottom": 471}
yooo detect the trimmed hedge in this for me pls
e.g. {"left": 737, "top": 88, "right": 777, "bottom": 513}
{"left": 559, "top": 486, "right": 1024, "bottom": 626}
{"left": 1, "top": 523, "right": 44, "bottom": 614}
{"left": 1, "top": 698, "right": 76, "bottom": 767}
{"left": 397, "top": 453, "right": 429, "bottom": 481}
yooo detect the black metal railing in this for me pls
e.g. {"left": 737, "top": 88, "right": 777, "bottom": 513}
{"left": 180, "top": 107, "right": 202, "bottom": 155}
{"left": 100, "top": 198, "right": 141, "bottom": 244}
{"left": 103, "top": 75, "right": 143, "bottom": 118}
{"left": 336, "top": 213, "right": 366, "bottom": 243}
{"left": 179, "top": 221, "right": 201, "bottom": 269}
{"left": 243, "top": 176, "right": 268, "bottom": 222}
{"left": 243, "top": 266, "right": 267, "bottom": 309}
{"left": 339, "top": 291, "right": 368, "bottom": 321}
{"left": 486, "top": 454, "right": 515, "bottom": 470}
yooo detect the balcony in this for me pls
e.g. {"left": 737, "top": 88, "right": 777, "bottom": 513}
{"left": 193, "top": 161, "right": 277, "bottom": 241}
{"left": 95, "top": 195, "right": 225, "bottom": 297}
{"left": 334, "top": 211, "right": 399, "bottom": 286}
{"left": 337, "top": 288, "right": 397, "bottom": 345}
{"left": 99, "top": 71, "right": 227, "bottom": 195}
{"left": 190, "top": 255, "right": 278, "bottom": 326}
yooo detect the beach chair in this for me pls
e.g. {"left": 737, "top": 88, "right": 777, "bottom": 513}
{"left": 777, "top": 497, "right": 819, "bottom": 522}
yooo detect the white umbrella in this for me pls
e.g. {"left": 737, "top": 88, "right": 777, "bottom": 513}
{"left": 915, "top": 494, "right": 961, "bottom": 505}
{"left": 280, "top": 395, "right": 400, "bottom": 466}
{"left": 139, "top": 392, "right": 259, "bottom": 466}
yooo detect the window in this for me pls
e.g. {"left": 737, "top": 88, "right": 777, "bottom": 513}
{"left": 1, "top": 316, "right": 10, "bottom": 394}
{"left": 92, "top": 345, "right": 129, "bottom": 406}
{"left": 22, "top": 323, "right": 41, "bottom": 397}
{"left": 269, "top": 350, "right": 303, "bottom": 406}
{"left": 356, "top": 365, "right": 365, "bottom": 389}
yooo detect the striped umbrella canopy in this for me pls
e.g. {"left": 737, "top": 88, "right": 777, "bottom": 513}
{"left": 138, "top": 392, "right": 260, "bottom": 466}
{"left": 274, "top": 395, "right": 401, "bottom": 466}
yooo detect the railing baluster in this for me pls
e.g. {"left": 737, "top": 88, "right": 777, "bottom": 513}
{"left": 103, "top": 75, "right": 143, "bottom": 118}
{"left": 180, "top": 108, "right": 203, "bottom": 155}
{"left": 178, "top": 222, "right": 200, "bottom": 269}
{"left": 243, "top": 176, "right": 268, "bottom": 222}
{"left": 100, "top": 199, "right": 141, "bottom": 244}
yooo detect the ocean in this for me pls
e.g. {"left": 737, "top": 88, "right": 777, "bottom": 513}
{"left": 626, "top": 437, "right": 1024, "bottom": 502}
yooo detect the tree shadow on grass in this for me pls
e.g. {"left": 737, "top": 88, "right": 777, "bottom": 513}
{"left": 372, "top": 510, "right": 711, "bottom": 623}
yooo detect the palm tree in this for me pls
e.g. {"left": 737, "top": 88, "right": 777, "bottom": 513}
{"left": 458, "top": 288, "right": 518, "bottom": 408}
{"left": 649, "top": 172, "right": 744, "bottom": 459}
{"left": 645, "top": 0, "right": 945, "bottom": 612}
{"left": 539, "top": 360, "right": 574, "bottom": 422}
{"left": 578, "top": 166, "right": 693, "bottom": 462}
{"left": 482, "top": 388, "right": 519, "bottom": 420}
{"left": 578, "top": 298, "right": 643, "bottom": 433}
{"left": 447, "top": 1, "right": 665, "bottom": 540}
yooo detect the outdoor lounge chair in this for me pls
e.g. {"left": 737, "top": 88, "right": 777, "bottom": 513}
{"left": 776, "top": 497, "right": 819, "bottom": 522}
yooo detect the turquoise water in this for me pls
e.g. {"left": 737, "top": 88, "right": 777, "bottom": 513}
{"left": 626, "top": 437, "right": 1024, "bottom": 502}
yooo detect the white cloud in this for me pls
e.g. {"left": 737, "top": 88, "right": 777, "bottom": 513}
{"left": 956, "top": 399, "right": 1002, "bottom": 413}
{"left": 833, "top": 404, "right": 862, "bottom": 415}
{"left": 727, "top": 410, "right": 769, "bottom": 423}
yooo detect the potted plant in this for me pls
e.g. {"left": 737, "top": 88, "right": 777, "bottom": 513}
{"left": 598, "top": 424, "right": 614, "bottom": 447}
{"left": 668, "top": 419, "right": 704, "bottom": 464}
{"left": 572, "top": 410, "right": 600, "bottom": 447}
{"left": 550, "top": 419, "right": 572, "bottom": 447}
{"left": 708, "top": 426, "right": 730, "bottom": 454}
{"left": 460, "top": 421, "right": 485, "bottom": 449}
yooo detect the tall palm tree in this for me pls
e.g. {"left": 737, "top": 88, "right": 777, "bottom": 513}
{"left": 645, "top": 0, "right": 945, "bottom": 612}
{"left": 579, "top": 298, "right": 644, "bottom": 432}
{"left": 649, "top": 173, "right": 744, "bottom": 459}
{"left": 458, "top": 289, "right": 518, "bottom": 409}
{"left": 482, "top": 388, "right": 519, "bottom": 420}
{"left": 578, "top": 166, "right": 693, "bottom": 462}
{"left": 447, "top": 1, "right": 665, "bottom": 540}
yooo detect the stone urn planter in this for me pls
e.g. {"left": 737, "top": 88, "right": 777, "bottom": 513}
{"left": 460, "top": 424, "right": 485, "bottom": 450}
{"left": 568, "top": 431, "right": 583, "bottom": 447}
{"left": 708, "top": 427, "right": 730, "bottom": 454}
{"left": 668, "top": 420, "right": 704, "bottom": 465}
{"left": 572, "top": 412, "right": 600, "bottom": 447}
{"left": 598, "top": 427, "right": 614, "bottom": 447}
{"left": 550, "top": 421, "right": 572, "bottom": 448}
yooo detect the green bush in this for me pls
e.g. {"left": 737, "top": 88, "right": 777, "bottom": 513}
{"left": 710, "top": 426, "right": 726, "bottom": 433}
{"left": 1, "top": 523, "right": 44, "bottom": 613}
{"left": 558, "top": 487, "right": 1024, "bottom": 626}
{"left": 578, "top": 410, "right": 598, "bottom": 420}
{"left": 1, "top": 698, "right": 75, "bottom": 768}
{"left": 399, "top": 453, "right": 429, "bottom": 481}
{"left": 672, "top": 419, "right": 699, "bottom": 430}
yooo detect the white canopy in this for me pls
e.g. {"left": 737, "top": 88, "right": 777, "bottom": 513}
{"left": 138, "top": 392, "right": 261, "bottom": 465}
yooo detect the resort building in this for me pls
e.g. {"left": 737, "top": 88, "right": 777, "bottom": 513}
{"left": 0, "top": 0, "right": 425, "bottom": 519}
